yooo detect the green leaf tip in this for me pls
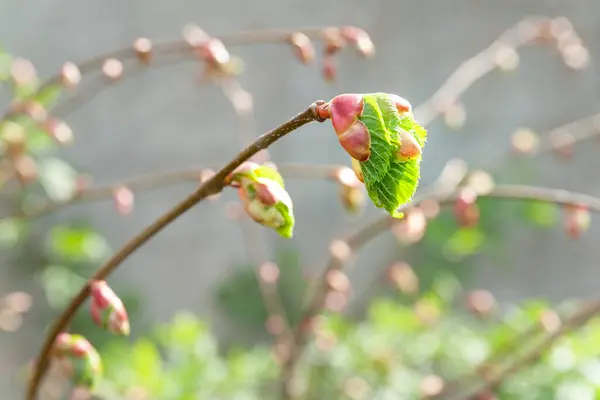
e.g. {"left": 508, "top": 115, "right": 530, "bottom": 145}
{"left": 226, "top": 162, "right": 295, "bottom": 238}
{"left": 327, "top": 92, "right": 427, "bottom": 218}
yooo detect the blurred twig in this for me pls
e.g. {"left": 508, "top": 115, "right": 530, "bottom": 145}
{"left": 448, "top": 300, "right": 600, "bottom": 400}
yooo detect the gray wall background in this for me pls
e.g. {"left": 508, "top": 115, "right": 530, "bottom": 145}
{"left": 1, "top": 0, "right": 599, "bottom": 397}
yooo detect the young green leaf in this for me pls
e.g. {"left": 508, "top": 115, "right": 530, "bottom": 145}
{"left": 328, "top": 93, "right": 427, "bottom": 218}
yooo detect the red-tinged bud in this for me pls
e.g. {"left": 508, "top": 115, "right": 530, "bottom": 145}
{"left": 335, "top": 166, "right": 365, "bottom": 214}
{"left": 42, "top": 118, "right": 73, "bottom": 145}
{"left": 465, "top": 289, "right": 496, "bottom": 317}
{"left": 396, "top": 128, "right": 422, "bottom": 162}
{"left": 322, "top": 27, "right": 345, "bottom": 55}
{"left": 338, "top": 121, "right": 371, "bottom": 162}
{"left": 133, "top": 37, "right": 153, "bottom": 64}
{"left": 112, "top": 185, "right": 134, "bottom": 215}
{"left": 238, "top": 178, "right": 292, "bottom": 231}
{"left": 454, "top": 187, "right": 480, "bottom": 227}
{"left": 14, "top": 155, "right": 38, "bottom": 185}
{"left": 53, "top": 333, "right": 102, "bottom": 389}
{"left": 340, "top": 26, "right": 375, "bottom": 58}
{"left": 351, "top": 158, "right": 364, "bottom": 183}
{"left": 89, "top": 280, "right": 130, "bottom": 336}
{"left": 60, "top": 62, "right": 82, "bottom": 88}
{"left": 388, "top": 94, "right": 412, "bottom": 114}
{"left": 386, "top": 261, "right": 419, "bottom": 295}
{"left": 564, "top": 204, "right": 590, "bottom": 239}
{"left": 289, "top": 32, "right": 315, "bottom": 64}
{"left": 102, "top": 58, "right": 123, "bottom": 81}
{"left": 322, "top": 54, "right": 337, "bottom": 82}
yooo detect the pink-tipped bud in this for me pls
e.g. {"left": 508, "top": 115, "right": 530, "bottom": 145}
{"left": 351, "top": 158, "right": 364, "bottom": 183}
{"left": 336, "top": 167, "right": 365, "bottom": 214}
{"left": 564, "top": 204, "right": 590, "bottom": 239}
{"left": 60, "top": 62, "right": 82, "bottom": 88}
{"left": 112, "top": 185, "right": 134, "bottom": 215}
{"left": 322, "top": 55, "right": 337, "bottom": 82}
{"left": 388, "top": 94, "right": 412, "bottom": 114}
{"left": 454, "top": 187, "right": 480, "bottom": 228}
{"left": 89, "top": 280, "right": 130, "bottom": 336}
{"left": 396, "top": 128, "right": 422, "bottom": 162}
{"left": 133, "top": 38, "right": 153, "bottom": 64}
{"left": 340, "top": 26, "right": 375, "bottom": 58}
{"left": 102, "top": 58, "right": 123, "bottom": 81}
{"left": 53, "top": 333, "right": 102, "bottom": 389}
{"left": 42, "top": 118, "right": 73, "bottom": 145}
{"left": 289, "top": 32, "right": 315, "bottom": 64}
{"left": 338, "top": 121, "right": 371, "bottom": 162}
{"left": 238, "top": 178, "right": 293, "bottom": 232}
{"left": 322, "top": 27, "right": 345, "bottom": 55}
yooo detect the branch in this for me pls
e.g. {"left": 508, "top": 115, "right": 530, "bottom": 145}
{"left": 26, "top": 102, "right": 325, "bottom": 400}
{"left": 280, "top": 183, "right": 600, "bottom": 398}
{"left": 448, "top": 299, "right": 600, "bottom": 400}
{"left": 414, "top": 16, "right": 587, "bottom": 126}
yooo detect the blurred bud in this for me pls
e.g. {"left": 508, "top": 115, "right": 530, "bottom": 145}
{"left": 322, "top": 27, "right": 345, "bottom": 55}
{"left": 60, "top": 62, "right": 82, "bottom": 88}
{"left": 392, "top": 207, "right": 427, "bottom": 244}
{"left": 340, "top": 26, "right": 375, "bottom": 58}
{"left": 335, "top": 166, "right": 365, "bottom": 214}
{"left": 414, "top": 299, "right": 440, "bottom": 326}
{"left": 324, "top": 291, "right": 348, "bottom": 313}
{"left": 183, "top": 24, "right": 210, "bottom": 47}
{"left": 10, "top": 58, "right": 37, "bottom": 86}
{"left": 102, "top": 58, "right": 124, "bottom": 81}
{"left": 465, "top": 289, "right": 496, "bottom": 317}
{"left": 315, "top": 328, "right": 338, "bottom": 351}
{"left": 329, "top": 239, "right": 352, "bottom": 263}
{"left": 327, "top": 94, "right": 370, "bottom": 161}
{"left": 443, "top": 102, "right": 467, "bottom": 129}
{"left": 1, "top": 121, "right": 27, "bottom": 158}
{"left": 259, "top": 262, "right": 280, "bottom": 284}
{"left": 420, "top": 199, "right": 441, "bottom": 219}
{"left": 42, "top": 118, "right": 73, "bottom": 145}
{"left": 564, "top": 204, "right": 590, "bottom": 239}
{"left": 511, "top": 128, "right": 539, "bottom": 155}
{"left": 14, "top": 155, "right": 38, "bottom": 185}
{"left": 343, "top": 377, "right": 370, "bottom": 400}
{"left": 539, "top": 309, "right": 561, "bottom": 333}
{"left": 9, "top": 100, "right": 48, "bottom": 122}
{"left": 454, "top": 187, "right": 480, "bottom": 228}
{"left": 397, "top": 127, "right": 422, "bottom": 162}
{"left": 386, "top": 261, "right": 419, "bottom": 295}
{"left": 2, "top": 291, "right": 32, "bottom": 313}
{"left": 289, "top": 32, "right": 315, "bottom": 64}
{"left": 197, "top": 38, "right": 230, "bottom": 68}
{"left": 420, "top": 374, "right": 445, "bottom": 398}
{"left": 326, "top": 269, "right": 351, "bottom": 293}
{"left": 562, "top": 43, "right": 589, "bottom": 70}
{"left": 351, "top": 158, "right": 364, "bottom": 183}
{"left": 265, "top": 315, "right": 285, "bottom": 336}
{"left": 550, "top": 130, "right": 575, "bottom": 160}
{"left": 112, "top": 185, "right": 134, "bottom": 215}
{"left": 133, "top": 38, "right": 153, "bottom": 64}
{"left": 89, "top": 280, "right": 130, "bottom": 336}
{"left": 494, "top": 45, "right": 520, "bottom": 71}
{"left": 322, "top": 54, "right": 337, "bottom": 82}
{"left": 53, "top": 333, "right": 102, "bottom": 389}
{"left": 0, "top": 308, "right": 22, "bottom": 332}
{"left": 466, "top": 170, "right": 495, "bottom": 195}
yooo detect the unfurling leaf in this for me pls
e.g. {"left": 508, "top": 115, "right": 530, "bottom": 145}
{"left": 326, "top": 93, "right": 427, "bottom": 218}
{"left": 53, "top": 333, "right": 102, "bottom": 389}
{"left": 226, "top": 162, "right": 295, "bottom": 238}
{"left": 89, "top": 280, "right": 130, "bottom": 336}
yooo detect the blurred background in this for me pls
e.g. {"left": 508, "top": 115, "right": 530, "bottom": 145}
{"left": 1, "top": 0, "right": 599, "bottom": 399}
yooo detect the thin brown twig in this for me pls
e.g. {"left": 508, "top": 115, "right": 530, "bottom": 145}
{"left": 448, "top": 299, "right": 600, "bottom": 400}
{"left": 280, "top": 184, "right": 600, "bottom": 398}
{"left": 26, "top": 102, "right": 324, "bottom": 400}
{"left": 413, "top": 16, "right": 582, "bottom": 126}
